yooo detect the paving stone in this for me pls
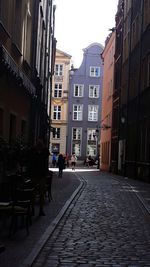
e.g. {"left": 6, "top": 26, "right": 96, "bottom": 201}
{"left": 31, "top": 171, "right": 150, "bottom": 267}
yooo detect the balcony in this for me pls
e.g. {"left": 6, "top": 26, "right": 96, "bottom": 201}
{"left": 0, "top": 45, "right": 36, "bottom": 97}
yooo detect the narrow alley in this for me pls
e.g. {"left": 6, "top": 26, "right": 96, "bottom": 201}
{"left": 0, "top": 1, "right": 150, "bottom": 266}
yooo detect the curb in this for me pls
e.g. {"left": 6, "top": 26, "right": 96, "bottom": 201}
{"left": 21, "top": 175, "right": 84, "bottom": 267}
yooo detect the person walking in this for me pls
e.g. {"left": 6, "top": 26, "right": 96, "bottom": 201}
{"left": 71, "top": 154, "right": 77, "bottom": 170}
{"left": 57, "top": 153, "right": 65, "bottom": 178}
{"left": 52, "top": 153, "right": 57, "bottom": 167}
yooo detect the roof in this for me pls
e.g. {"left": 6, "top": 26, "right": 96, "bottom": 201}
{"left": 83, "top": 42, "right": 104, "bottom": 52}
{"left": 56, "top": 48, "right": 72, "bottom": 58}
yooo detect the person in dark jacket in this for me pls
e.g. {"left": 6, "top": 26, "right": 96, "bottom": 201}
{"left": 57, "top": 154, "right": 65, "bottom": 178}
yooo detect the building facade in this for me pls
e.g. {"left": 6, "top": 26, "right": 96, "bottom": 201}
{"left": 0, "top": 0, "right": 36, "bottom": 145}
{"left": 67, "top": 43, "right": 103, "bottom": 160}
{"left": 119, "top": 0, "right": 150, "bottom": 181}
{"left": 111, "top": 0, "right": 124, "bottom": 174}
{"left": 50, "top": 49, "right": 71, "bottom": 155}
{"left": 110, "top": 0, "right": 150, "bottom": 181}
{"left": 0, "top": 0, "right": 56, "bottom": 146}
{"left": 100, "top": 31, "right": 115, "bottom": 171}
{"left": 31, "top": 0, "right": 56, "bottom": 145}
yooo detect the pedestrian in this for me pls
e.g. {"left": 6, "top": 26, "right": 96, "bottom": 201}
{"left": 85, "top": 156, "right": 90, "bottom": 167}
{"left": 52, "top": 153, "right": 57, "bottom": 167}
{"left": 71, "top": 153, "right": 77, "bottom": 170}
{"left": 29, "top": 139, "right": 50, "bottom": 216}
{"left": 57, "top": 153, "right": 65, "bottom": 178}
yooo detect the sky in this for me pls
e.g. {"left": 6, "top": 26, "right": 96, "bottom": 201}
{"left": 54, "top": 0, "right": 118, "bottom": 68}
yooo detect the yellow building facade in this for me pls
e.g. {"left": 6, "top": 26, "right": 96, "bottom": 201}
{"left": 50, "top": 49, "right": 71, "bottom": 155}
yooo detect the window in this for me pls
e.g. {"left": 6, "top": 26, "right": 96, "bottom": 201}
{"left": 14, "top": 0, "right": 23, "bottom": 49}
{"left": 72, "top": 143, "right": 81, "bottom": 156}
{"left": 52, "top": 128, "right": 60, "bottom": 139}
{"left": 88, "top": 105, "right": 98, "bottom": 121}
{"left": 89, "top": 85, "right": 99, "bottom": 98}
{"left": 53, "top": 106, "right": 61, "bottom": 120}
{"left": 73, "top": 105, "right": 83, "bottom": 121}
{"left": 55, "top": 64, "right": 63, "bottom": 76}
{"left": 90, "top": 67, "right": 100, "bottom": 77}
{"left": 87, "top": 129, "right": 96, "bottom": 141}
{"left": 72, "top": 128, "right": 82, "bottom": 156}
{"left": 54, "top": 83, "right": 62, "bottom": 98}
{"left": 72, "top": 128, "right": 82, "bottom": 140}
{"left": 0, "top": 108, "right": 4, "bottom": 136}
{"left": 23, "top": 2, "right": 32, "bottom": 63}
{"left": 74, "top": 84, "right": 84, "bottom": 97}
{"left": 87, "top": 129, "right": 97, "bottom": 156}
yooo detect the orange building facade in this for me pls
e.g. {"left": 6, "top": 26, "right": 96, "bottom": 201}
{"left": 100, "top": 31, "right": 115, "bottom": 171}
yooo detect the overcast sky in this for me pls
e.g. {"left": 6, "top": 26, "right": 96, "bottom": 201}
{"left": 54, "top": 0, "right": 118, "bottom": 68}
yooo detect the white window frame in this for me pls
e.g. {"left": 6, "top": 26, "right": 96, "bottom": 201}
{"left": 52, "top": 127, "right": 60, "bottom": 139}
{"left": 53, "top": 106, "right": 61, "bottom": 120}
{"left": 72, "top": 127, "right": 82, "bottom": 140}
{"left": 87, "top": 128, "right": 96, "bottom": 141}
{"left": 74, "top": 84, "right": 84, "bottom": 97}
{"left": 54, "top": 83, "right": 62, "bottom": 98}
{"left": 73, "top": 104, "right": 83, "bottom": 121}
{"left": 88, "top": 105, "right": 98, "bottom": 121}
{"left": 89, "top": 85, "right": 99, "bottom": 98}
{"left": 55, "top": 64, "right": 63, "bottom": 76}
{"left": 90, "top": 66, "right": 100, "bottom": 77}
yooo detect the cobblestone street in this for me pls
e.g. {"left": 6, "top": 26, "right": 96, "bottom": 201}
{"left": 31, "top": 171, "right": 150, "bottom": 267}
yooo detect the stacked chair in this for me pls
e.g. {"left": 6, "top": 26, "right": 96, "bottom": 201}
{"left": 0, "top": 173, "right": 34, "bottom": 236}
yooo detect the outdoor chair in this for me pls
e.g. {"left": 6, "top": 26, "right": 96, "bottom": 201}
{"left": 0, "top": 182, "right": 13, "bottom": 229}
{"left": 9, "top": 187, "right": 34, "bottom": 236}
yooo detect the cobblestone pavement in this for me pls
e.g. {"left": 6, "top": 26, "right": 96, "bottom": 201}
{"left": 31, "top": 171, "right": 150, "bottom": 267}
